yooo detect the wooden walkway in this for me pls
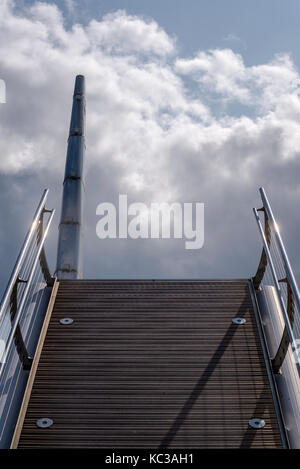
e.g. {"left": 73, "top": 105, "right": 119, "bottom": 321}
{"left": 14, "top": 280, "right": 283, "bottom": 448}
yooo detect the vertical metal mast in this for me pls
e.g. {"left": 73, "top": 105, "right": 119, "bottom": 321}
{"left": 56, "top": 75, "right": 86, "bottom": 279}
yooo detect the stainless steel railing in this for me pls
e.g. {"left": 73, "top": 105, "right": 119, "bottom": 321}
{"left": 253, "top": 187, "right": 300, "bottom": 448}
{"left": 253, "top": 187, "right": 300, "bottom": 373}
{"left": 0, "top": 189, "right": 55, "bottom": 376}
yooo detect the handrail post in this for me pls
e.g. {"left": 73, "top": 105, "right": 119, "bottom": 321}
{"left": 37, "top": 209, "right": 55, "bottom": 287}
{"left": 252, "top": 207, "right": 271, "bottom": 289}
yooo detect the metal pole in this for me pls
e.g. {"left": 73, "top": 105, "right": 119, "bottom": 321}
{"left": 259, "top": 187, "right": 300, "bottom": 314}
{"left": 56, "top": 75, "right": 86, "bottom": 279}
{"left": 0, "top": 189, "right": 49, "bottom": 322}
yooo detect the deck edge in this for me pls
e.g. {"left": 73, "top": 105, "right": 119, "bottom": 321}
{"left": 10, "top": 280, "right": 60, "bottom": 449}
{"left": 248, "top": 278, "right": 288, "bottom": 449}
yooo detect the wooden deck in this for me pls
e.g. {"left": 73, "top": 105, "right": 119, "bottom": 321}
{"left": 14, "top": 280, "right": 283, "bottom": 448}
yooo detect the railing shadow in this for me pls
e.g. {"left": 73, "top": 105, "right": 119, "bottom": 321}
{"left": 159, "top": 294, "right": 250, "bottom": 449}
{"left": 239, "top": 384, "right": 270, "bottom": 448}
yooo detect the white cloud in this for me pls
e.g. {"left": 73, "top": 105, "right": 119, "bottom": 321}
{"left": 223, "top": 33, "right": 247, "bottom": 50}
{"left": 175, "top": 49, "right": 300, "bottom": 114}
{"left": 1, "top": 1, "right": 300, "bottom": 190}
{"left": 87, "top": 10, "right": 175, "bottom": 57}
{"left": 175, "top": 49, "right": 251, "bottom": 103}
{"left": 0, "top": 1, "right": 300, "bottom": 279}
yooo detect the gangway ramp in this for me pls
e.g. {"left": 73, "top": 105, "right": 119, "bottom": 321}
{"left": 13, "top": 279, "right": 283, "bottom": 448}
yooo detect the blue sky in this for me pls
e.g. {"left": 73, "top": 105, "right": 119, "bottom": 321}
{"left": 16, "top": 0, "right": 300, "bottom": 66}
{"left": 39, "top": 0, "right": 300, "bottom": 65}
{"left": 0, "top": 0, "right": 300, "bottom": 293}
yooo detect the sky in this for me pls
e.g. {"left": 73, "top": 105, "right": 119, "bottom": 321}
{"left": 0, "top": 0, "right": 300, "bottom": 294}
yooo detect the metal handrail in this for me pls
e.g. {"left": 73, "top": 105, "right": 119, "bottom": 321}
{"left": 0, "top": 190, "right": 55, "bottom": 374}
{"left": 253, "top": 208, "right": 300, "bottom": 371}
{"left": 0, "top": 209, "right": 55, "bottom": 375}
{"left": 0, "top": 189, "right": 49, "bottom": 323}
{"left": 253, "top": 187, "right": 300, "bottom": 373}
{"left": 259, "top": 187, "right": 300, "bottom": 315}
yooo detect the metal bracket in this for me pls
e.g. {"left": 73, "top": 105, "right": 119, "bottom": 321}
{"left": 9, "top": 277, "right": 33, "bottom": 371}
{"left": 252, "top": 208, "right": 271, "bottom": 289}
{"left": 232, "top": 317, "right": 246, "bottom": 325}
{"left": 53, "top": 267, "right": 82, "bottom": 278}
{"left": 36, "top": 418, "right": 53, "bottom": 428}
{"left": 249, "top": 418, "right": 265, "bottom": 429}
{"left": 272, "top": 278, "right": 295, "bottom": 374}
{"left": 37, "top": 209, "right": 55, "bottom": 287}
{"left": 59, "top": 318, "right": 73, "bottom": 325}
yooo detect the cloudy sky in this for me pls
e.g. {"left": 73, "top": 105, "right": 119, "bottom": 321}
{"left": 0, "top": 0, "right": 300, "bottom": 293}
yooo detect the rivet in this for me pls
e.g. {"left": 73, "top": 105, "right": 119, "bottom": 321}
{"left": 249, "top": 418, "right": 265, "bottom": 429}
{"left": 59, "top": 318, "right": 73, "bottom": 325}
{"left": 36, "top": 418, "right": 53, "bottom": 428}
{"left": 232, "top": 317, "right": 246, "bottom": 325}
